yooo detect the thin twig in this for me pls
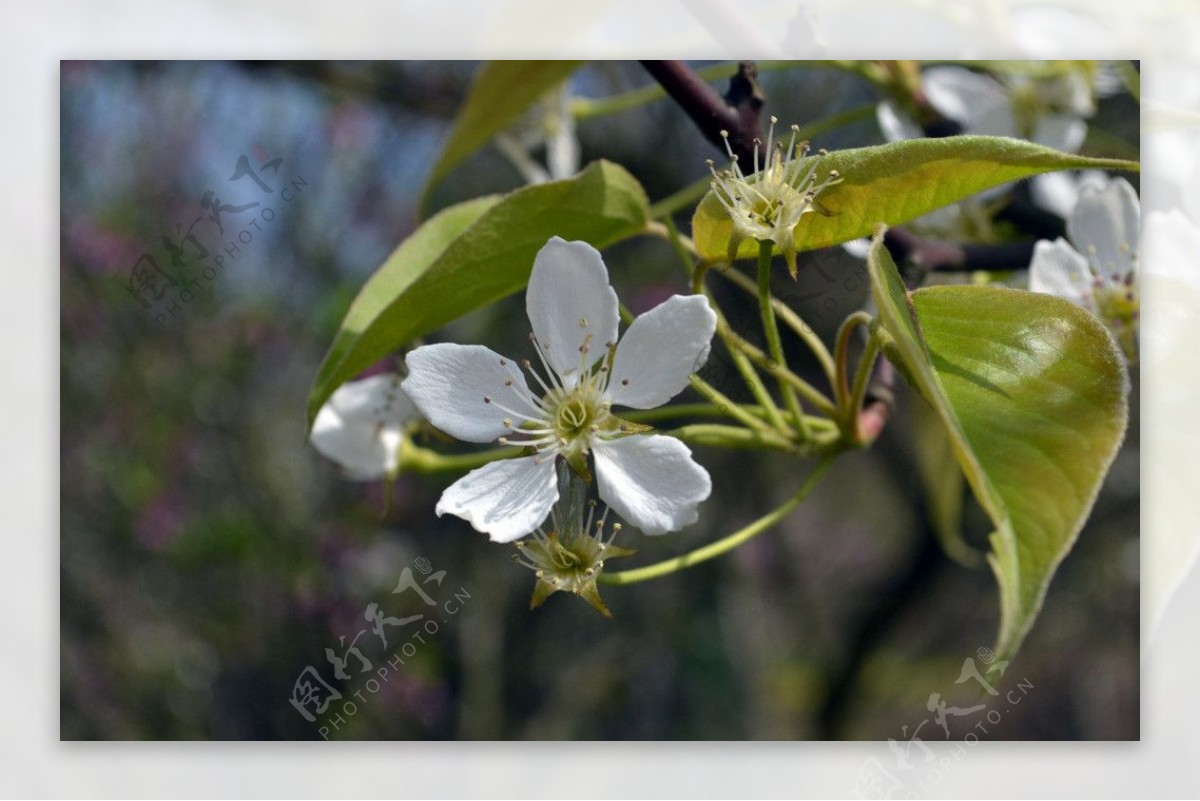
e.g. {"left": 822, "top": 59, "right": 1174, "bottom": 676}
{"left": 639, "top": 60, "right": 764, "bottom": 164}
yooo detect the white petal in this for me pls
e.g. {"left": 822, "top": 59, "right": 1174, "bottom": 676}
{"left": 842, "top": 238, "right": 872, "bottom": 259}
{"left": 435, "top": 456, "right": 558, "bottom": 543}
{"left": 922, "top": 66, "right": 1009, "bottom": 131}
{"left": 606, "top": 295, "right": 717, "bottom": 409}
{"left": 310, "top": 374, "right": 417, "bottom": 479}
{"left": 402, "top": 343, "right": 535, "bottom": 444}
{"left": 1030, "top": 170, "right": 1109, "bottom": 219}
{"left": 526, "top": 237, "right": 619, "bottom": 386}
{"left": 593, "top": 435, "right": 711, "bottom": 536}
{"left": 1068, "top": 177, "right": 1140, "bottom": 280}
{"left": 969, "top": 103, "right": 1018, "bottom": 139}
{"left": 876, "top": 100, "right": 922, "bottom": 142}
{"left": 1032, "top": 114, "right": 1087, "bottom": 154}
{"left": 1029, "top": 238, "right": 1093, "bottom": 306}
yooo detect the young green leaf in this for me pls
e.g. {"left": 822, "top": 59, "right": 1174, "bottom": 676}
{"left": 911, "top": 396, "right": 978, "bottom": 568}
{"left": 420, "top": 60, "right": 584, "bottom": 213}
{"left": 308, "top": 160, "right": 650, "bottom": 426}
{"left": 868, "top": 234, "right": 1128, "bottom": 667}
{"left": 693, "top": 135, "right": 1139, "bottom": 263}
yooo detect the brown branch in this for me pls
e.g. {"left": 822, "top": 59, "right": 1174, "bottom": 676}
{"left": 640, "top": 60, "right": 764, "bottom": 164}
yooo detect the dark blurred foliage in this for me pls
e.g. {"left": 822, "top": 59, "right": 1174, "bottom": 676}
{"left": 60, "top": 61, "right": 1139, "bottom": 740}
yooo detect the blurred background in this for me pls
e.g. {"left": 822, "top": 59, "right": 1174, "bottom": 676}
{"left": 60, "top": 60, "right": 1139, "bottom": 740}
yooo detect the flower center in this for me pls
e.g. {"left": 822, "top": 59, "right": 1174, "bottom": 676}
{"left": 1094, "top": 282, "right": 1138, "bottom": 325}
{"left": 547, "top": 382, "right": 610, "bottom": 452}
{"left": 512, "top": 494, "right": 635, "bottom": 616}
{"left": 706, "top": 116, "right": 842, "bottom": 246}
{"left": 1091, "top": 274, "right": 1139, "bottom": 362}
{"left": 491, "top": 332, "right": 616, "bottom": 463}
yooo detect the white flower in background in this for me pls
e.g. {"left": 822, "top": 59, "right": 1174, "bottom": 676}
{"left": 1028, "top": 169, "right": 1111, "bottom": 220}
{"left": 402, "top": 237, "right": 717, "bottom": 542}
{"left": 310, "top": 373, "right": 419, "bottom": 480}
{"left": 872, "top": 65, "right": 1097, "bottom": 244}
{"left": 707, "top": 116, "right": 842, "bottom": 277}
{"left": 877, "top": 65, "right": 1091, "bottom": 154}
{"left": 1028, "top": 176, "right": 1139, "bottom": 361}
{"left": 495, "top": 82, "right": 580, "bottom": 185}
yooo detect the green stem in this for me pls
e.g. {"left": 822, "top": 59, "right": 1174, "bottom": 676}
{"left": 624, "top": 403, "right": 732, "bottom": 423}
{"left": 715, "top": 263, "right": 836, "bottom": 390}
{"left": 833, "top": 311, "right": 873, "bottom": 409}
{"left": 847, "top": 333, "right": 882, "bottom": 446}
{"left": 660, "top": 216, "right": 697, "bottom": 282}
{"left": 401, "top": 442, "right": 515, "bottom": 474}
{"left": 758, "top": 241, "right": 809, "bottom": 440}
{"left": 618, "top": 301, "right": 636, "bottom": 326}
{"left": 669, "top": 423, "right": 796, "bottom": 451}
{"left": 627, "top": 403, "right": 838, "bottom": 432}
{"left": 717, "top": 314, "right": 790, "bottom": 433}
{"left": 598, "top": 457, "right": 835, "bottom": 585}
{"left": 792, "top": 102, "right": 878, "bottom": 143}
{"left": 572, "top": 83, "right": 665, "bottom": 120}
{"left": 716, "top": 319, "right": 838, "bottom": 418}
{"left": 688, "top": 374, "right": 777, "bottom": 436}
{"left": 660, "top": 216, "right": 790, "bottom": 435}
{"left": 649, "top": 175, "right": 712, "bottom": 220}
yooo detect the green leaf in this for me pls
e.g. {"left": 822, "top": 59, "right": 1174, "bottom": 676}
{"left": 420, "top": 60, "right": 584, "bottom": 213}
{"left": 308, "top": 160, "right": 650, "bottom": 426}
{"left": 867, "top": 234, "right": 1128, "bottom": 666}
{"left": 911, "top": 395, "right": 978, "bottom": 568}
{"left": 692, "top": 135, "right": 1139, "bottom": 263}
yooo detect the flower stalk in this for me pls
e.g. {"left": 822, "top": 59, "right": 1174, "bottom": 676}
{"left": 757, "top": 240, "right": 809, "bottom": 441}
{"left": 598, "top": 456, "right": 835, "bottom": 585}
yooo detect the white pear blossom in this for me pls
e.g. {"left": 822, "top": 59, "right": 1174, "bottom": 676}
{"left": 1028, "top": 169, "right": 1111, "bottom": 220}
{"left": 877, "top": 65, "right": 1091, "bottom": 154}
{"left": 402, "top": 237, "right": 717, "bottom": 543}
{"left": 1028, "top": 176, "right": 1139, "bottom": 361}
{"left": 707, "top": 116, "right": 842, "bottom": 277}
{"left": 310, "top": 373, "right": 419, "bottom": 480}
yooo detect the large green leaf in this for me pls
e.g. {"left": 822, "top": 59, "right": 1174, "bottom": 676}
{"left": 420, "top": 60, "right": 584, "bottom": 213}
{"left": 308, "top": 160, "right": 650, "bottom": 426}
{"left": 693, "top": 135, "right": 1139, "bottom": 262}
{"left": 867, "top": 234, "right": 1128, "bottom": 666}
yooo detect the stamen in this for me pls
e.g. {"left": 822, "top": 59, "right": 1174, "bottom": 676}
{"left": 529, "top": 333, "right": 566, "bottom": 391}
{"left": 522, "top": 357, "right": 559, "bottom": 398}
{"left": 484, "top": 396, "right": 546, "bottom": 427}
